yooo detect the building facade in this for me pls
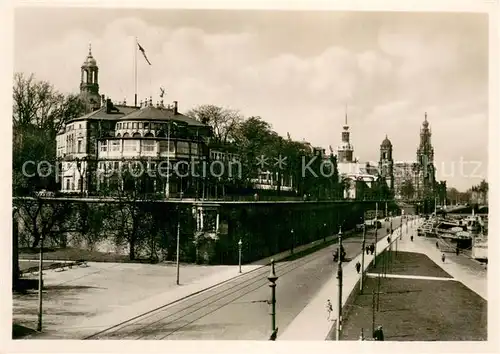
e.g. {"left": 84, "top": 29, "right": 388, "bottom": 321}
{"left": 56, "top": 47, "right": 212, "bottom": 197}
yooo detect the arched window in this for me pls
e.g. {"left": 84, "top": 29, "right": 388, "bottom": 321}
{"left": 144, "top": 132, "right": 154, "bottom": 138}
{"left": 116, "top": 133, "right": 121, "bottom": 137}
{"left": 133, "top": 132, "right": 141, "bottom": 138}
{"left": 156, "top": 130, "right": 166, "bottom": 138}
{"left": 123, "top": 132, "right": 130, "bottom": 138}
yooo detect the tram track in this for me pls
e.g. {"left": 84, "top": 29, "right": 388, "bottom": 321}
{"left": 86, "top": 243, "right": 335, "bottom": 339}
{"left": 86, "top": 218, "right": 401, "bottom": 340}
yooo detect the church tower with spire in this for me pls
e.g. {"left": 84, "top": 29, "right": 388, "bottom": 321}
{"left": 337, "top": 109, "right": 354, "bottom": 163}
{"left": 416, "top": 112, "right": 436, "bottom": 197}
{"left": 79, "top": 43, "right": 101, "bottom": 112}
{"left": 379, "top": 135, "right": 394, "bottom": 191}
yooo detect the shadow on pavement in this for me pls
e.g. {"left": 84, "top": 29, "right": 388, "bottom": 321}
{"left": 12, "top": 324, "right": 37, "bottom": 339}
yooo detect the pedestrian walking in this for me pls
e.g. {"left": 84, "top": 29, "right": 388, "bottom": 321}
{"left": 456, "top": 246, "right": 460, "bottom": 256}
{"left": 326, "top": 299, "right": 333, "bottom": 321}
{"left": 370, "top": 244, "right": 375, "bottom": 255}
{"left": 442, "top": 253, "right": 446, "bottom": 263}
{"left": 387, "top": 236, "right": 391, "bottom": 244}
{"left": 436, "top": 241, "right": 439, "bottom": 249}
{"left": 410, "top": 235, "right": 414, "bottom": 242}
{"left": 355, "top": 261, "right": 361, "bottom": 274}
{"left": 366, "top": 246, "right": 370, "bottom": 255}
{"left": 373, "top": 325, "right": 384, "bottom": 341}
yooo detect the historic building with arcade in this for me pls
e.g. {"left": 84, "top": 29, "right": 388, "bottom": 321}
{"left": 56, "top": 46, "right": 295, "bottom": 198}
{"left": 56, "top": 46, "right": 215, "bottom": 197}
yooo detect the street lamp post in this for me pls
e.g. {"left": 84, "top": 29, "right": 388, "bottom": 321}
{"left": 323, "top": 223, "right": 327, "bottom": 243}
{"left": 165, "top": 121, "right": 179, "bottom": 199}
{"left": 176, "top": 207, "right": 181, "bottom": 285}
{"left": 336, "top": 226, "right": 343, "bottom": 341}
{"left": 290, "top": 229, "right": 294, "bottom": 254}
{"left": 238, "top": 238, "right": 243, "bottom": 273}
{"left": 389, "top": 219, "right": 393, "bottom": 266}
{"left": 76, "top": 158, "right": 85, "bottom": 197}
{"left": 360, "top": 219, "right": 366, "bottom": 292}
{"left": 268, "top": 259, "right": 279, "bottom": 340}
{"left": 374, "top": 202, "right": 378, "bottom": 267}
{"left": 36, "top": 235, "right": 44, "bottom": 332}
{"left": 13, "top": 207, "right": 20, "bottom": 291}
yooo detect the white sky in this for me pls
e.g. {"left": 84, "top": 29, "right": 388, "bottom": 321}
{"left": 13, "top": 8, "right": 489, "bottom": 191}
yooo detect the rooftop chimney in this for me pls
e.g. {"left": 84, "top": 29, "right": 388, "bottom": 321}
{"left": 173, "top": 100, "right": 178, "bottom": 114}
{"left": 101, "top": 94, "right": 106, "bottom": 107}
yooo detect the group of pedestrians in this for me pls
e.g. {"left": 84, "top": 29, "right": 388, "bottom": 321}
{"left": 364, "top": 243, "right": 375, "bottom": 256}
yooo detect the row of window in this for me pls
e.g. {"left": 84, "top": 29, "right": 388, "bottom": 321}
{"left": 117, "top": 132, "right": 157, "bottom": 138}
{"left": 210, "top": 151, "right": 238, "bottom": 161}
{"left": 116, "top": 121, "right": 172, "bottom": 131}
{"left": 60, "top": 135, "right": 84, "bottom": 154}
{"left": 99, "top": 140, "right": 197, "bottom": 155}
{"left": 64, "top": 123, "right": 84, "bottom": 132}
{"left": 98, "top": 161, "right": 159, "bottom": 171}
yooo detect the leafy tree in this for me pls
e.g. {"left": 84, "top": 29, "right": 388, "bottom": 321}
{"left": 399, "top": 179, "right": 416, "bottom": 200}
{"left": 447, "top": 187, "right": 460, "bottom": 204}
{"left": 232, "top": 116, "right": 276, "bottom": 185}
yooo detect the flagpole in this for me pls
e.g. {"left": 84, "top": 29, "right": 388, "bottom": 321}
{"left": 134, "top": 37, "right": 138, "bottom": 107}
{"left": 149, "top": 62, "right": 152, "bottom": 103}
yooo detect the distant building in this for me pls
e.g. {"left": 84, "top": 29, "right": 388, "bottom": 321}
{"left": 335, "top": 113, "right": 378, "bottom": 199}
{"left": 393, "top": 161, "right": 420, "bottom": 199}
{"left": 391, "top": 113, "right": 437, "bottom": 200}
{"left": 470, "top": 189, "right": 488, "bottom": 205}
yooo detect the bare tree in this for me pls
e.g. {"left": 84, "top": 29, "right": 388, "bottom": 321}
{"left": 13, "top": 73, "right": 63, "bottom": 130}
{"left": 186, "top": 104, "right": 242, "bottom": 144}
{"left": 99, "top": 162, "right": 163, "bottom": 260}
{"left": 15, "top": 198, "right": 73, "bottom": 249}
{"left": 13, "top": 73, "right": 87, "bottom": 196}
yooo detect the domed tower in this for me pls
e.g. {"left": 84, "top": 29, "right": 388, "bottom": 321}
{"left": 337, "top": 111, "right": 354, "bottom": 163}
{"left": 79, "top": 43, "right": 100, "bottom": 112}
{"left": 379, "top": 135, "right": 394, "bottom": 191}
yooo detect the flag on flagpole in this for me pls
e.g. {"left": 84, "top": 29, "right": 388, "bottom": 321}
{"left": 137, "top": 41, "right": 152, "bottom": 65}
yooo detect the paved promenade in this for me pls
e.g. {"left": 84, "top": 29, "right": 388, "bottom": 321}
{"left": 279, "top": 216, "right": 408, "bottom": 340}
{"left": 405, "top": 230, "right": 487, "bottom": 300}
{"left": 280, "top": 216, "right": 488, "bottom": 341}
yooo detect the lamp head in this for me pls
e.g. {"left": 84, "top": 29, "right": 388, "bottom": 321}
{"left": 268, "top": 259, "right": 278, "bottom": 282}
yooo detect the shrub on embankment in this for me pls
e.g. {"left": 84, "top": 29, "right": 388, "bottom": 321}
{"left": 14, "top": 199, "right": 400, "bottom": 265}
